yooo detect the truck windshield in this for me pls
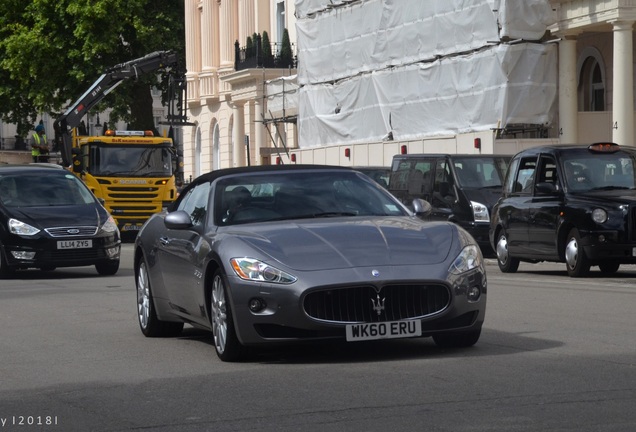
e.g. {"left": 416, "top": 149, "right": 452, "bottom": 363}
{"left": 91, "top": 146, "right": 173, "bottom": 177}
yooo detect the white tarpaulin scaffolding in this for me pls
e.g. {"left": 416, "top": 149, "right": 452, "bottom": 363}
{"left": 298, "top": 43, "right": 557, "bottom": 148}
{"left": 290, "top": 0, "right": 558, "bottom": 148}
{"left": 265, "top": 76, "right": 299, "bottom": 120}
{"left": 296, "top": 0, "right": 555, "bottom": 84}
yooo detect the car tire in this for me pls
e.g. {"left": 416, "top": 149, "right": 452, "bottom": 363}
{"left": 565, "top": 228, "right": 590, "bottom": 277}
{"left": 211, "top": 268, "right": 247, "bottom": 362}
{"left": 0, "top": 244, "right": 15, "bottom": 279}
{"left": 433, "top": 329, "right": 481, "bottom": 348}
{"left": 96, "top": 260, "right": 120, "bottom": 276}
{"left": 136, "top": 258, "right": 184, "bottom": 337}
{"left": 496, "top": 231, "right": 519, "bottom": 273}
{"left": 598, "top": 262, "right": 620, "bottom": 274}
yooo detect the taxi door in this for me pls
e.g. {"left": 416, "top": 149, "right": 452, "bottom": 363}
{"left": 527, "top": 155, "right": 563, "bottom": 258}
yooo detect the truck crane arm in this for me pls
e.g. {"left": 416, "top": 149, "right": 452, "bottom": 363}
{"left": 53, "top": 50, "right": 181, "bottom": 167}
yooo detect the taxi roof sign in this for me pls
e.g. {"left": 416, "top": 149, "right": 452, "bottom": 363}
{"left": 588, "top": 142, "right": 620, "bottom": 153}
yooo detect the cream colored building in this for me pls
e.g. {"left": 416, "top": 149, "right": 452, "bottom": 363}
{"left": 183, "top": 0, "right": 297, "bottom": 181}
{"left": 182, "top": 0, "right": 636, "bottom": 180}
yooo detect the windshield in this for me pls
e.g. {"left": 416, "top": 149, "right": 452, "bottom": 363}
{"left": 561, "top": 150, "right": 636, "bottom": 192}
{"left": 453, "top": 157, "right": 509, "bottom": 188}
{"left": 0, "top": 172, "right": 96, "bottom": 207}
{"left": 215, "top": 171, "right": 408, "bottom": 226}
{"left": 90, "top": 145, "right": 173, "bottom": 177}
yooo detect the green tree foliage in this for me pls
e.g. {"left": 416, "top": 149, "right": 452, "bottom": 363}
{"left": 0, "top": 0, "right": 185, "bottom": 135}
{"left": 261, "top": 30, "right": 273, "bottom": 64}
{"left": 279, "top": 28, "right": 293, "bottom": 68}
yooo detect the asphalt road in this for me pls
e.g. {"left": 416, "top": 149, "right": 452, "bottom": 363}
{"left": 1, "top": 245, "right": 635, "bottom": 431}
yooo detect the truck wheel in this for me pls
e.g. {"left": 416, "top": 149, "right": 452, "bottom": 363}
{"left": 496, "top": 231, "right": 519, "bottom": 273}
{"left": 565, "top": 228, "right": 590, "bottom": 277}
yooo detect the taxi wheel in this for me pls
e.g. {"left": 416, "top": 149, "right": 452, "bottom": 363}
{"left": 598, "top": 262, "right": 620, "bottom": 274}
{"left": 136, "top": 258, "right": 184, "bottom": 337}
{"left": 565, "top": 228, "right": 590, "bottom": 277}
{"left": 433, "top": 329, "right": 481, "bottom": 348}
{"left": 496, "top": 231, "right": 519, "bottom": 273}
{"left": 210, "top": 269, "right": 247, "bottom": 362}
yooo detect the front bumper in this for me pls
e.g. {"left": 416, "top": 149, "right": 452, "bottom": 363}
{"left": 226, "top": 264, "right": 487, "bottom": 346}
{"left": 1, "top": 235, "right": 121, "bottom": 270}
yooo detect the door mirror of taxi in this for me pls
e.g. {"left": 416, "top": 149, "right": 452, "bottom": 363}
{"left": 412, "top": 198, "right": 432, "bottom": 216}
{"left": 535, "top": 182, "right": 559, "bottom": 195}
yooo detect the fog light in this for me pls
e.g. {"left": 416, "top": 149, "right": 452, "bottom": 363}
{"left": 467, "top": 286, "right": 481, "bottom": 302}
{"left": 249, "top": 298, "right": 266, "bottom": 312}
{"left": 105, "top": 246, "right": 120, "bottom": 258}
{"left": 11, "top": 251, "right": 36, "bottom": 260}
{"left": 598, "top": 235, "right": 606, "bottom": 243}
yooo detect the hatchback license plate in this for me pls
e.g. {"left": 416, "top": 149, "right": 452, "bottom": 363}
{"left": 57, "top": 240, "right": 93, "bottom": 249}
{"left": 346, "top": 320, "right": 422, "bottom": 342}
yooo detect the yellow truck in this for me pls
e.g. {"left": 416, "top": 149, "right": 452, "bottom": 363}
{"left": 54, "top": 51, "right": 188, "bottom": 235}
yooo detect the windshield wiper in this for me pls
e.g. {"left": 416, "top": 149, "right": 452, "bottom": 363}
{"left": 589, "top": 186, "right": 632, "bottom": 191}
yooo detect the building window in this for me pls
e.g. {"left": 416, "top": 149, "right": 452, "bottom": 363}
{"left": 579, "top": 56, "right": 605, "bottom": 112}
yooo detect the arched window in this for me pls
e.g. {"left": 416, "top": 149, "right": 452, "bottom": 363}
{"left": 578, "top": 52, "right": 606, "bottom": 112}
{"left": 212, "top": 121, "right": 220, "bottom": 170}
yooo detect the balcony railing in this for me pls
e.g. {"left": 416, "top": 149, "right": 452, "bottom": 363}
{"left": 234, "top": 34, "right": 298, "bottom": 71}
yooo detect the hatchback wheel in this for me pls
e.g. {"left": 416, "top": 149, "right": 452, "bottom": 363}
{"left": 96, "top": 260, "right": 120, "bottom": 276}
{"left": 0, "top": 245, "right": 15, "bottom": 279}
{"left": 565, "top": 228, "right": 590, "bottom": 277}
{"left": 136, "top": 258, "right": 183, "bottom": 337}
{"left": 496, "top": 231, "right": 519, "bottom": 273}
{"left": 211, "top": 269, "right": 246, "bottom": 362}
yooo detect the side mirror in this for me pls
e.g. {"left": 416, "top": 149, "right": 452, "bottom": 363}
{"left": 164, "top": 210, "right": 193, "bottom": 230}
{"left": 412, "top": 198, "right": 432, "bottom": 216}
{"left": 535, "top": 182, "right": 559, "bottom": 195}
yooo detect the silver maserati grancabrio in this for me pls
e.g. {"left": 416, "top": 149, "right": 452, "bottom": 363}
{"left": 134, "top": 165, "right": 487, "bottom": 362}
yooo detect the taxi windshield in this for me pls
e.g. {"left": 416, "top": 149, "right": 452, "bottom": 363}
{"left": 561, "top": 151, "right": 636, "bottom": 192}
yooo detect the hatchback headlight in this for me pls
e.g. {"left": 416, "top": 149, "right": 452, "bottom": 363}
{"left": 592, "top": 208, "right": 608, "bottom": 224}
{"left": 230, "top": 258, "right": 297, "bottom": 284}
{"left": 449, "top": 244, "right": 483, "bottom": 275}
{"left": 471, "top": 201, "right": 489, "bottom": 223}
{"left": 8, "top": 218, "right": 40, "bottom": 236}
{"left": 101, "top": 216, "right": 119, "bottom": 233}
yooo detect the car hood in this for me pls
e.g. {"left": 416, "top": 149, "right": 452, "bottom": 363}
{"left": 462, "top": 187, "right": 503, "bottom": 208}
{"left": 8, "top": 204, "right": 102, "bottom": 229}
{"left": 570, "top": 189, "right": 636, "bottom": 205}
{"left": 225, "top": 217, "right": 455, "bottom": 271}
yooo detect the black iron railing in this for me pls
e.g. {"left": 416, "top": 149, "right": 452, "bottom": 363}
{"left": 234, "top": 34, "right": 298, "bottom": 71}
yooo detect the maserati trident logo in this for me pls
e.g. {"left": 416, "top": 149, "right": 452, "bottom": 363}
{"left": 371, "top": 294, "right": 385, "bottom": 316}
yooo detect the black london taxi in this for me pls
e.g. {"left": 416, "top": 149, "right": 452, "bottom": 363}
{"left": 490, "top": 143, "right": 636, "bottom": 277}
{"left": 389, "top": 154, "right": 510, "bottom": 256}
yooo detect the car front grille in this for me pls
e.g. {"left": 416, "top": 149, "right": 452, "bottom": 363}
{"left": 42, "top": 248, "right": 104, "bottom": 263}
{"left": 303, "top": 283, "right": 451, "bottom": 324}
{"left": 45, "top": 226, "right": 98, "bottom": 237}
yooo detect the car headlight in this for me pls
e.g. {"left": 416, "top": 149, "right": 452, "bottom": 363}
{"left": 100, "top": 216, "right": 119, "bottom": 233}
{"left": 592, "top": 208, "right": 608, "bottom": 224}
{"left": 8, "top": 218, "right": 40, "bottom": 236}
{"left": 230, "top": 258, "right": 297, "bottom": 284}
{"left": 470, "top": 201, "right": 489, "bottom": 223}
{"left": 449, "top": 244, "right": 483, "bottom": 275}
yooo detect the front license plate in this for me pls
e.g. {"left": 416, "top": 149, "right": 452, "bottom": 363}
{"left": 57, "top": 240, "right": 93, "bottom": 249}
{"left": 346, "top": 320, "right": 422, "bottom": 342}
{"left": 122, "top": 224, "right": 141, "bottom": 231}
